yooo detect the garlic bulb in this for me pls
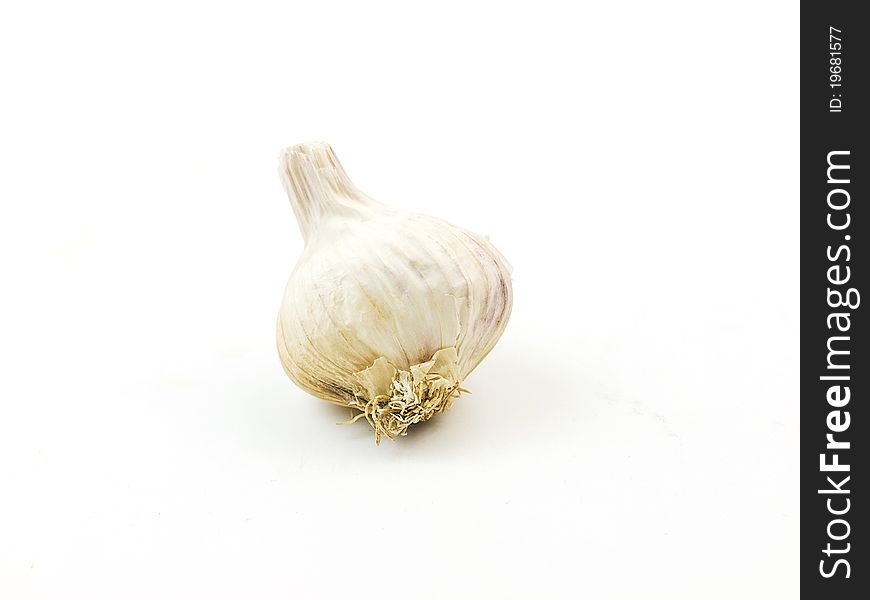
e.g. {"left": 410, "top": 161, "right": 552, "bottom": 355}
{"left": 276, "top": 142, "right": 513, "bottom": 442}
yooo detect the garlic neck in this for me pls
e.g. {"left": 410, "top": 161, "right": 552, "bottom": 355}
{"left": 278, "top": 142, "right": 383, "bottom": 242}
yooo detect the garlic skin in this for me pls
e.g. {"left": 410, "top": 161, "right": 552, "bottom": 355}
{"left": 277, "top": 142, "right": 512, "bottom": 442}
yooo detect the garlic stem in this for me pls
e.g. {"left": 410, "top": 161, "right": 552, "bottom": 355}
{"left": 278, "top": 142, "right": 381, "bottom": 241}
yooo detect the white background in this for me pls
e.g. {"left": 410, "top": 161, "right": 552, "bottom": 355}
{"left": 0, "top": 1, "right": 799, "bottom": 598}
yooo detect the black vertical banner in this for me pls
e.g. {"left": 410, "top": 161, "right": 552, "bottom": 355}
{"left": 802, "top": 2, "right": 868, "bottom": 596}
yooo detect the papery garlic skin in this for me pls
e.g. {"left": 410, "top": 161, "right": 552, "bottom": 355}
{"left": 276, "top": 142, "right": 512, "bottom": 442}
